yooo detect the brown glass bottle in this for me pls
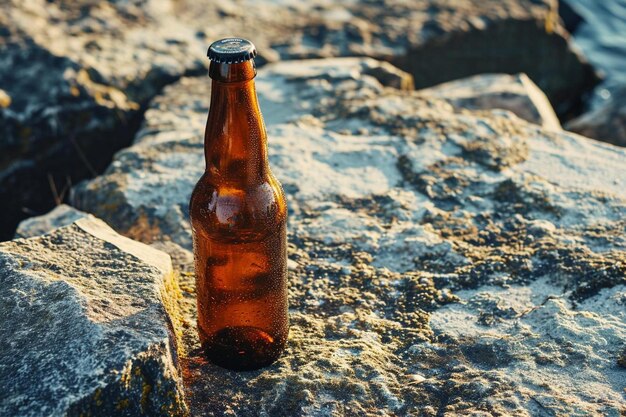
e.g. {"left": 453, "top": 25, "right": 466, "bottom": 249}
{"left": 189, "top": 39, "right": 288, "bottom": 371}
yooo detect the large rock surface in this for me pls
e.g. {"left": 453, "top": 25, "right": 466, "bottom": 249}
{"left": 260, "top": 0, "right": 599, "bottom": 116}
{"left": 73, "top": 58, "right": 625, "bottom": 416}
{"left": 0, "top": 0, "right": 599, "bottom": 240}
{"left": 424, "top": 73, "right": 561, "bottom": 130}
{"left": 0, "top": 217, "right": 186, "bottom": 417}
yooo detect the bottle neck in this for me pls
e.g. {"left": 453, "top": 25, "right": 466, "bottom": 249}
{"left": 204, "top": 61, "right": 269, "bottom": 185}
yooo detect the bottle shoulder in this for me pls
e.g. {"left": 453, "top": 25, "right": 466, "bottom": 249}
{"left": 190, "top": 173, "right": 287, "bottom": 240}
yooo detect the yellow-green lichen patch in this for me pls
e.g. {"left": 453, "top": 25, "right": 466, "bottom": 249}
{"left": 159, "top": 269, "right": 186, "bottom": 356}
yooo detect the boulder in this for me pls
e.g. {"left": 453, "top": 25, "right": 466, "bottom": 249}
{"left": 73, "top": 58, "right": 625, "bottom": 416}
{"left": 0, "top": 0, "right": 206, "bottom": 240}
{"left": 263, "top": 0, "right": 600, "bottom": 116}
{"left": 0, "top": 217, "right": 186, "bottom": 417}
{"left": 0, "top": 0, "right": 600, "bottom": 240}
{"left": 565, "top": 87, "right": 626, "bottom": 147}
{"left": 70, "top": 58, "right": 415, "bottom": 250}
{"left": 423, "top": 73, "right": 561, "bottom": 130}
{"left": 15, "top": 204, "right": 89, "bottom": 238}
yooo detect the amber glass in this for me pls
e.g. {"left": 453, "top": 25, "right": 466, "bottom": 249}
{"left": 189, "top": 59, "right": 288, "bottom": 371}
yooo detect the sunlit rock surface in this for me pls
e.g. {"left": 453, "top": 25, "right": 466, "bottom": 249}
{"left": 0, "top": 217, "right": 186, "bottom": 417}
{"left": 73, "top": 58, "right": 626, "bottom": 416}
{"left": 251, "top": 0, "right": 599, "bottom": 116}
{"left": 429, "top": 280, "right": 626, "bottom": 416}
{"left": 15, "top": 204, "right": 89, "bottom": 238}
{"left": 0, "top": 0, "right": 599, "bottom": 240}
{"left": 424, "top": 73, "right": 562, "bottom": 130}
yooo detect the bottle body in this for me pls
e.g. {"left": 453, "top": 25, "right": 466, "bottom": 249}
{"left": 190, "top": 41, "right": 288, "bottom": 371}
{"left": 190, "top": 176, "right": 288, "bottom": 370}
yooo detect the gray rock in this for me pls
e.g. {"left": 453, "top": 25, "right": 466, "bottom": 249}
{"left": 15, "top": 204, "right": 89, "bottom": 238}
{"left": 0, "top": 0, "right": 600, "bottom": 240}
{"left": 566, "top": 86, "right": 626, "bottom": 147}
{"left": 261, "top": 0, "right": 599, "bottom": 115}
{"left": 73, "top": 58, "right": 626, "bottom": 415}
{"left": 429, "top": 280, "right": 626, "bottom": 416}
{"left": 0, "top": 0, "right": 206, "bottom": 240}
{"left": 423, "top": 73, "right": 561, "bottom": 130}
{"left": 0, "top": 217, "right": 186, "bottom": 417}
{"left": 70, "top": 58, "right": 415, "bottom": 250}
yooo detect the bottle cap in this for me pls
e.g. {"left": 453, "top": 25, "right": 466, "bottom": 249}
{"left": 207, "top": 38, "right": 257, "bottom": 64}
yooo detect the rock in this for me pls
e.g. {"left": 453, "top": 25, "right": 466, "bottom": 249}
{"left": 0, "top": 217, "right": 186, "bottom": 417}
{"left": 0, "top": 0, "right": 600, "bottom": 240}
{"left": 429, "top": 280, "right": 626, "bottom": 415}
{"left": 15, "top": 204, "right": 89, "bottom": 238}
{"left": 265, "top": 0, "right": 600, "bottom": 116}
{"left": 0, "top": 0, "right": 206, "bottom": 240}
{"left": 565, "top": 87, "right": 626, "bottom": 147}
{"left": 423, "top": 73, "right": 561, "bottom": 130}
{"left": 558, "top": 0, "right": 626, "bottom": 98}
{"left": 361, "top": 59, "right": 414, "bottom": 90}
{"left": 70, "top": 58, "right": 414, "bottom": 249}
{"left": 73, "top": 58, "right": 625, "bottom": 415}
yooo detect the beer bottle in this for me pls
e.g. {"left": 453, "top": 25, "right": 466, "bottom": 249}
{"left": 189, "top": 38, "right": 288, "bottom": 371}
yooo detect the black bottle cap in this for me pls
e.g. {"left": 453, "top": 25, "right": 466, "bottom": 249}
{"left": 207, "top": 38, "right": 257, "bottom": 64}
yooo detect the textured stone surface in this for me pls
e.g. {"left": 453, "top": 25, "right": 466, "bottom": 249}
{"left": 0, "top": 0, "right": 599, "bottom": 240}
{"left": 271, "top": 0, "right": 600, "bottom": 117}
{"left": 175, "top": 0, "right": 600, "bottom": 116}
{"left": 73, "top": 58, "right": 626, "bottom": 415}
{"left": 0, "top": 217, "right": 186, "bottom": 417}
{"left": 15, "top": 204, "right": 89, "bottom": 238}
{"left": 0, "top": 0, "right": 213, "bottom": 240}
{"left": 566, "top": 86, "right": 626, "bottom": 147}
{"left": 429, "top": 280, "right": 626, "bottom": 416}
{"left": 424, "top": 73, "right": 561, "bottom": 130}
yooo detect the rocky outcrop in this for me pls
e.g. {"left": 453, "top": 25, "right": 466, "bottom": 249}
{"left": 73, "top": 58, "right": 625, "bottom": 416}
{"left": 255, "top": 0, "right": 599, "bottom": 116}
{"left": 566, "top": 86, "right": 626, "bottom": 147}
{"left": 424, "top": 73, "right": 561, "bottom": 130}
{"left": 15, "top": 204, "right": 88, "bottom": 238}
{"left": 0, "top": 0, "right": 207, "bottom": 240}
{"left": 0, "top": 0, "right": 599, "bottom": 240}
{"left": 0, "top": 217, "right": 186, "bottom": 417}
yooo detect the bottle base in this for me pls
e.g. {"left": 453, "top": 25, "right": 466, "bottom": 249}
{"left": 200, "top": 325, "right": 286, "bottom": 371}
